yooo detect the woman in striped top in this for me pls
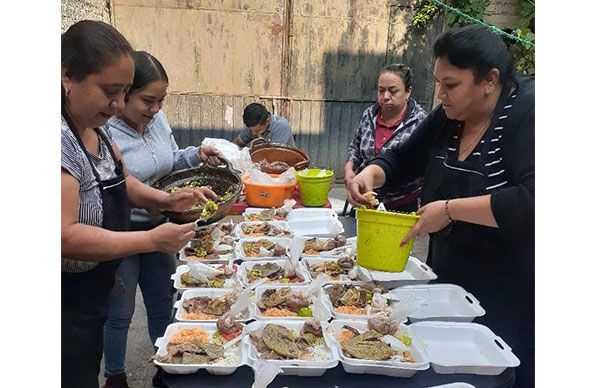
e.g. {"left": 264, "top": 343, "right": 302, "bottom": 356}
{"left": 61, "top": 21, "right": 214, "bottom": 388}
{"left": 349, "top": 25, "right": 534, "bottom": 387}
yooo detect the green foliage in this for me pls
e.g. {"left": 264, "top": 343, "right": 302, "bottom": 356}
{"left": 411, "top": 0, "right": 535, "bottom": 77}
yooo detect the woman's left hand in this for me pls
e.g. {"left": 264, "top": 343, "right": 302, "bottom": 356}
{"left": 400, "top": 200, "right": 452, "bottom": 246}
{"left": 166, "top": 186, "right": 219, "bottom": 212}
{"left": 199, "top": 145, "right": 225, "bottom": 166}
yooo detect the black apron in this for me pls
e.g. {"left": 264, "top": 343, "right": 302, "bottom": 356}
{"left": 61, "top": 128, "right": 130, "bottom": 388}
{"left": 421, "top": 88, "right": 534, "bottom": 387}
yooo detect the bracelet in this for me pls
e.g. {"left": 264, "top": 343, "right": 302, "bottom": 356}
{"left": 445, "top": 199, "right": 455, "bottom": 222}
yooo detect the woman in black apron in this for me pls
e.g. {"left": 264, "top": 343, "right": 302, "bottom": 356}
{"left": 61, "top": 21, "right": 207, "bottom": 387}
{"left": 348, "top": 25, "right": 534, "bottom": 387}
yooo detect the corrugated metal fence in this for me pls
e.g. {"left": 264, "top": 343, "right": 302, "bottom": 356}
{"left": 112, "top": 0, "right": 443, "bottom": 182}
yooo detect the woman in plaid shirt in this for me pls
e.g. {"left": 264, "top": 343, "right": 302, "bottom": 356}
{"left": 345, "top": 64, "right": 427, "bottom": 212}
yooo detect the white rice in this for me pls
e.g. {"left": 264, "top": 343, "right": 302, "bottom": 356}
{"left": 216, "top": 348, "right": 241, "bottom": 365}
{"left": 306, "top": 344, "right": 332, "bottom": 361}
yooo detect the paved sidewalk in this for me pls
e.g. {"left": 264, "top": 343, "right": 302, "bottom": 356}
{"left": 99, "top": 184, "right": 429, "bottom": 387}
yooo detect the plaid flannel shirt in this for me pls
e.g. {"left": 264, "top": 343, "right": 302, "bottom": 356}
{"left": 347, "top": 98, "right": 427, "bottom": 203}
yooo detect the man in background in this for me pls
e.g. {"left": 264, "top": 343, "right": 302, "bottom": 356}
{"left": 233, "top": 102, "right": 296, "bottom": 148}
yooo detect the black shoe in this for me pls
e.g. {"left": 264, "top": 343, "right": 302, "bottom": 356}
{"left": 152, "top": 366, "right": 166, "bottom": 387}
{"left": 103, "top": 372, "right": 130, "bottom": 388}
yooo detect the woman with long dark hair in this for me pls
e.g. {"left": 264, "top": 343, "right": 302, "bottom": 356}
{"left": 61, "top": 21, "right": 214, "bottom": 387}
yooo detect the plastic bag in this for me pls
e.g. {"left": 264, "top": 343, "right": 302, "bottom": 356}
{"left": 200, "top": 138, "right": 253, "bottom": 174}
{"left": 188, "top": 262, "right": 222, "bottom": 282}
{"left": 246, "top": 166, "right": 297, "bottom": 185}
{"left": 251, "top": 360, "right": 282, "bottom": 388}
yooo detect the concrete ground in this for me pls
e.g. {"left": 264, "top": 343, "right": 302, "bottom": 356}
{"left": 99, "top": 184, "right": 429, "bottom": 387}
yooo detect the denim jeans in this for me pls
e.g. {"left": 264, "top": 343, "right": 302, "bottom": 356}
{"left": 102, "top": 243, "right": 176, "bottom": 375}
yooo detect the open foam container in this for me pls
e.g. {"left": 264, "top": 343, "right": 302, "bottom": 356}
{"left": 285, "top": 208, "right": 338, "bottom": 221}
{"left": 179, "top": 241, "right": 233, "bottom": 264}
{"left": 251, "top": 284, "right": 331, "bottom": 321}
{"left": 287, "top": 218, "right": 345, "bottom": 237}
{"left": 235, "top": 237, "right": 292, "bottom": 261}
{"left": 362, "top": 257, "right": 438, "bottom": 288}
{"left": 234, "top": 220, "right": 294, "bottom": 239}
{"left": 171, "top": 263, "right": 240, "bottom": 292}
{"left": 388, "top": 284, "right": 485, "bottom": 322}
{"left": 293, "top": 236, "right": 356, "bottom": 258}
{"left": 326, "top": 319, "right": 519, "bottom": 377}
{"left": 321, "top": 283, "right": 407, "bottom": 322}
{"left": 174, "top": 288, "right": 251, "bottom": 322}
{"left": 244, "top": 319, "right": 338, "bottom": 376}
{"left": 153, "top": 322, "right": 247, "bottom": 375}
{"left": 240, "top": 259, "right": 311, "bottom": 287}
{"left": 302, "top": 256, "right": 370, "bottom": 284}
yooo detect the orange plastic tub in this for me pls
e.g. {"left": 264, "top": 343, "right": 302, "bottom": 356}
{"left": 242, "top": 175, "right": 296, "bottom": 208}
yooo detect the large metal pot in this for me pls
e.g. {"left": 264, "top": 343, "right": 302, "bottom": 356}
{"left": 152, "top": 157, "right": 242, "bottom": 225}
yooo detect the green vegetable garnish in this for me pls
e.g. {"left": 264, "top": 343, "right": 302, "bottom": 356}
{"left": 394, "top": 333, "right": 412, "bottom": 346}
{"left": 297, "top": 307, "right": 313, "bottom": 317}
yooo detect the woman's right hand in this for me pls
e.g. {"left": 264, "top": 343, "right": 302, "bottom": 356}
{"left": 148, "top": 222, "right": 196, "bottom": 253}
{"left": 347, "top": 172, "right": 375, "bottom": 207}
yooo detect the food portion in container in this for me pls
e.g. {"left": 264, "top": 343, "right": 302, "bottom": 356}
{"left": 180, "top": 263, "right": 238, "bottom": 288}
{"left": 244, "top": 208, "right": 285, "bottom": 221}
{"left": 258, "top": 159, "right": 290, "bottom": 170}
{"left": 153, "top": 322, "right": 242, "bottom": 365}
{"left": 249, "top": 320, "right": 332, "bottom": 361}
{"left": 325, "top": 283, "right": 390, "bottom": 316}
{"left": 256, "top": 287, "right": 315, "bottom": 318}
{"left": 246, "top": 261, "right": 305, "bottom": 285}
{"left": 240, "top": 222, "right": 292, "bottom": 237}
{"left": 337, "top": 319, "right": 416, "bottom": 363}
{"left": 183, "top": 223, "right": 236, "bottom": 262}
{"left": 180, "top": 291, "right": 246, "bottom": 321}
{"left": 302, "top": 235, "right": 348, "bottom": 255}
{"left": 242, "top": 239, "right": 289, "bottom": 258}
{"left": 306, "top": 256, "right": 358, "bottom": 282}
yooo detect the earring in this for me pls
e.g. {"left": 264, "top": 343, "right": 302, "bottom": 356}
{"left": 64, "top": 87, "right": 70, "bottom": 96}
{"left": 487, "top": 88, "right": 494, "bottom": 95}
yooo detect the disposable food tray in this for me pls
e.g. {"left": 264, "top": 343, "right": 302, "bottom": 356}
{"left": 173, "top": 289, "right": 251, "bottom": 322}
{"left": 388, "top": 284, "right": 485, "bottom": 323}
{"left": 179, "top": 242, "right": 233, "bottom": 264}
{"left": 293, "top": 236, "right": 356, "bottom": 259}
{"left": 302, "top": 256, "right": 370, "bottom": 284}
{"left": 326, "top": 319, "right": 428, "bottom": 378}
{"left": 171, "top": 264, "right": 240, "bottom": 291}
{"left": 235, "top": 237, "right": 293, "bottom": 261}
{"left": 410, "top": 321, "right": 520, "bottom": 375}
{"left": 287, "top": 218, "right": 344, "bottom": 237}
{"left": 244, "top": 319, "right": 338, "bottom": 376}
{"left": 321, "top": 283, "right": 407, "bottom": 322}
{"left": 251, "top": 284, "right": 331, "bottom": 321}
{"left": 285, "top": 208, "right": 338, "bottom": 221}
{"left": 234, "top": 220, "right": 293, "bottom": 239}
{"left": 153, "top": 322, "right": 247, "bottom": 375}
{"left": 240, "top": 259, "right": 311, "bottom": 287}
{"left": 362, "top": 257, "right": 438, "bottom": 288}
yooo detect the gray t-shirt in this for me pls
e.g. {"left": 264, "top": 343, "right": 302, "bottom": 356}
{"left": 238, "top": 114, "right": 295, "bottom": 147}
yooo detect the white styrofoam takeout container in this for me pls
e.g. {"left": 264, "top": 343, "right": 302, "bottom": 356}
{"left": 285, "top": 208, "right": 338, "bottom": 221}
{"left": 294, "top": 236, "right": 356, "bottom": 258}
{"left": 388, "top": 284, "right": 486, "bottom": 323}
{"left": 179, "top": 241, "right": 233, "bottom": 264}
{"left": 174, "top": 288, "right": 251, "bottom": 322}
{"left": 287, "top": 218, "right": 344, "bottom": 237}
{"left": 326, "top": 319, "right": 429, "bottom": 378}
{"left": 302, "top": 256, "right": 370, "bottom": 284}
{"left": 361, "top": 257, "right": 438, "bottom": 288}
{"left": 235, "top": 237, "right": 292, "bottom": 261}
{"left": 171, "top": 263, "right": 240, "bottom": 292}
{"left": 427, "top": 384, "right": 476, "bottom": 388}
{"left": 321, "top": 283, "right": 406, "bottom": 322}
{"left": 153, "top": 322, "right": 246, "bottom": 375}
{"left": 240, "top": 259, "right": 311, "bottom": 287}
{"left": 251, "top": 284, "right": 331, "bottom": 321}
{"left": 409, "top": 321, "right": 520, "bottom": 375}
{"left": 242, "top": 207, "right": 287, "bottom": 221}
{"left": 234, "top": 221, "right": 294, "bottom": 239}
{"left": 244, "top": 319, "right": 338, "bottom": 376}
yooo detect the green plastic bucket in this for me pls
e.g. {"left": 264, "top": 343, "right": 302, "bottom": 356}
{"left": 296, "top": 168, "right": 334, "bottom": 207}
{"left": 356, "top": 207, "right": 419, "bottom": 272}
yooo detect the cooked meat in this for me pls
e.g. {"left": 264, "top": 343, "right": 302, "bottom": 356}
{"left": 341, "top": 330, "right": 394, "bottom": 361}
{"left": 300, "top": 319, "right": 323, "bottom": 337}
{"left": 326, "top": 284, "right": 349, "bottom": 307}
{"left": 262, "top": 324, "right": 299, "bottom": 359}
{"left": 338, "top": 255, "right": 354, "bottom": 270}
{"left": 257, "top": 287, "right": 292, "bottom": 310}
{"left": 367, "top": 317, "right": 399, "bottom": 336}
{"left": 285, "top": 291, "right": 310, "bottom": 312}
{"left": 249, "top": 331, "right": 270, "bottom": 353}
{"left": 272, "top": 244, "right": 287, "bottom": 257}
